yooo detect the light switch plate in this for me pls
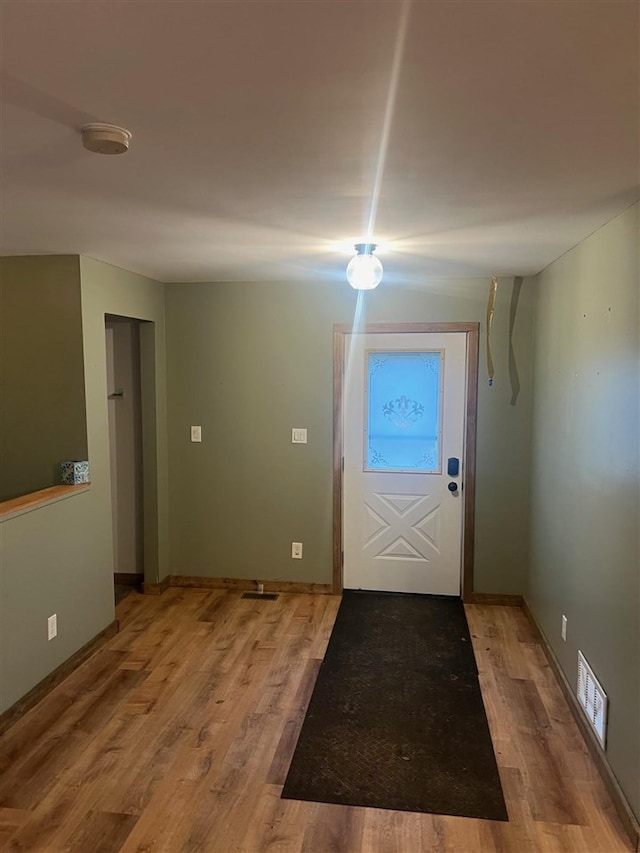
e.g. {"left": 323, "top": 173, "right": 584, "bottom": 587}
{"left": 191, "top": 426, "right": 202, "bottom": 443}
{"left": 292, "top": 428, "right": 307, "bottom": 444}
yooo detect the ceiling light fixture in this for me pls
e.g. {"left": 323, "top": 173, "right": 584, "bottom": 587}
{"left": 346, "top": 243, "right": 383, "bottom": 290}
{"left": 81, "top": 123, "right": 132, "bottom": 155}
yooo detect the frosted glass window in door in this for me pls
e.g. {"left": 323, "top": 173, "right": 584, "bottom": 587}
{"left": 366, "top": 351, "right": 442, "bottom": 472}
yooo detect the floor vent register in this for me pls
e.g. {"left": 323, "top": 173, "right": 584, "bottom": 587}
{"left": 577, "top": 650, "right": 608, "bottom": 749}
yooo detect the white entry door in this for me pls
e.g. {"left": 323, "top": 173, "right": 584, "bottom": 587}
{"left": 343, "top": 332, "right": 467, "bottom": 596}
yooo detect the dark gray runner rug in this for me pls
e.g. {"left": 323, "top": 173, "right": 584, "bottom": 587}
{"left": 281, "top": 590, "right": 508, "bottom": 820}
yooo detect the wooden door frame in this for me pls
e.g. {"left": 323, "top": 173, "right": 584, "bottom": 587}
{"left": 333, "top": 322, "right": 479, "bottom": 600}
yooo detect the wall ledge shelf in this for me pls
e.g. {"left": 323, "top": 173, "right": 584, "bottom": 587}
{"left": 0, "top": 484, "right": 90, "bottom": 523}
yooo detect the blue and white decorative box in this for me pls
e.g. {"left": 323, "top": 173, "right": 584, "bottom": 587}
{"left": 60, "top": 460, "right": 90, "bottom": 485}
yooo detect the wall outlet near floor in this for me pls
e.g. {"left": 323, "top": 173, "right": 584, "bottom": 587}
{"left": 561, "top": 614, "right": 567, "bottom": 642}
{"left": 291, "top": 542, "right": 303, "bottom": 559}
{"left": 47, "top": 614, "right": 57, "bottom": 641}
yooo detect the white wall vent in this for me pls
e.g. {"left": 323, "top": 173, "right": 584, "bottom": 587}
{"left": 577, "top": 650, "right": 608, "bottom": 749}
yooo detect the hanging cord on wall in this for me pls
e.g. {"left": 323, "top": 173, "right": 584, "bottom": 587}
{"left": 486, "top": 275, "right": 498, "bottom": 386}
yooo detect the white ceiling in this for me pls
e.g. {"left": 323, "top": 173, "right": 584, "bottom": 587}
{"left": 1, "top": 0, "right": 638, "bottom": 284}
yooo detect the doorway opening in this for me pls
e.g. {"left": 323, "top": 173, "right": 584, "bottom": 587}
{"left": 105, "top": 315, "right": 145, "bottom": 602}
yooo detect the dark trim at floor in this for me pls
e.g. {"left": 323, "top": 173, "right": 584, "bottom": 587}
{"left": 464, "top": 592, "right": 523, "bottom": 606}
{"left": 0, "top": 619, "right": 119, "bottom": 736}
{"left": 523, "top": 598, "right": 640, "bottom": 853}
{"left": 143, "top": 575, "right": 333, "bottom": 596}
{"left": 142, "top": 575, "right": 171, "bottom": 595}
{"left": 114, "top": 572, "right": 143, "bottom": 586}
{"left": 149, "top": 581, "right": 521, "bottom": 604}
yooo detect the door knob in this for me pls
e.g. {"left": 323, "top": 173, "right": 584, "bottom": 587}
{"left": 447, "top": 482, "right": 458, "bottom": 493}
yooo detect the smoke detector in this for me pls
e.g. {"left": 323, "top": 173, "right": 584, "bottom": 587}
{"left": 81, "top": 123, "right": 132, "bottom": 155}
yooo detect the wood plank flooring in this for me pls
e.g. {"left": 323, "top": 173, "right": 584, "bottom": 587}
{"left": 0, "top": 589, "right": 633, "bottom": 852}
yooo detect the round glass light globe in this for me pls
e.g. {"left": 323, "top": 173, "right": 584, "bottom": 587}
{"left": 346, "top": 253, "right": 384, "bottom": 290}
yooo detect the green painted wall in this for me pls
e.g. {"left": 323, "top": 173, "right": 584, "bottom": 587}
{"left": 0, "top": 489, "right": 113, "bottom": 712}
{"left": 0, "top": 256, "right": 167, "bottom": 714}
{"left": 165, "top": 276, "right": 534, "bottom": 593}
{"left": 0, "top": 256, "right": 87, "bottom": 501}
{"left": 527, "top": 203, "right": 640, "bottom": 819}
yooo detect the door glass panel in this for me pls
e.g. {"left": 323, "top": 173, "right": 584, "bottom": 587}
{"left": 365, "top": 350, "right": 442, "bottom": 472}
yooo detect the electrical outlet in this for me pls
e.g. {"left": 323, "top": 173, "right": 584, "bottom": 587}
{"left": 257, "top": 582, "right": 264, "bottom": 595}
{"left": 561, "top": 614, "right": 567, "bottom": 642}
{"left": 48, "top": 614, "right": 57, "bottom": 641}
{"left": 291, "top": 542, "right": 303, "bottom": 559}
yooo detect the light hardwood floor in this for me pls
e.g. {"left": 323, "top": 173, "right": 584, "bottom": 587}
{"left": 0, "top": 589, "right": 633, "bottom": 852}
